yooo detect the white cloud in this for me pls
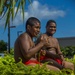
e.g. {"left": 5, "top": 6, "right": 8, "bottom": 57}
{"left": 25, "top": 0, "right": 65, "bottom": 20}
{"left": 0, "top": 0, "right": 66, "bottom": 27}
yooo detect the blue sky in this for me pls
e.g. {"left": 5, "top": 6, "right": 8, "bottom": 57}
{"left": 0, "top": 0, "right": 75, "bottom": 48}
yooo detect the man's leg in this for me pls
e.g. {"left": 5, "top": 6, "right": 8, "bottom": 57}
{"left": 64, "top": 61, "right": 74, "bottom": 70}
{"left": 41, "top": 59, "right": 64, "bottom": 69}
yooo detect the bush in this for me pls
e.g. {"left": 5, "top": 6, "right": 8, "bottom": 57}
{"left": 60, "top": 46, "right": 75, "bottom": 58}
{"left": 0, "top": 40, "right": 7, "bottom": 52}
{"left": 0, "top": 54, "right": 75, "bottom": 75}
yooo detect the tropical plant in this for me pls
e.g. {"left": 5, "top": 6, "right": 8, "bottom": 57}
{"left": 0, "top": 0, "right": 31, "bottom": 29}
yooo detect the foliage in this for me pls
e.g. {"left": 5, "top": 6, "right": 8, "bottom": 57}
{"left": 60, "top": 46, "right": 75, "bottom": 58}
{"left": 0, "top": 47, "right": 75, "bottom": 75}
{"left": 0, "top": 53, "right": 75, "bottom": 75}
{"left": 0, "top": 0, "right": 31, "bottom": 29}
{"left": 0, "top": 40, "right": 7, "bottom": 52}
{"left": 65, "top": 55, "right": 75, "bottom": 75}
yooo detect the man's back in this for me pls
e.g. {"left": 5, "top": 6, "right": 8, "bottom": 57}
{"left": 14, "top": 33, "right": 35, "bottom": 63}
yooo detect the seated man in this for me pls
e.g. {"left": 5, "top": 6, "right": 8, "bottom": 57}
{"left": 14, "top": 17, "right": 60, "bottom": 71}
{"left": 37, "top": 20, "right": 74, "bottom": 70}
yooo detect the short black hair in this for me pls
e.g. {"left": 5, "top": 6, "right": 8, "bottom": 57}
{"left": 26, "top": 17, "right": 40, "bottom": 29}
{"left": 46, "top": 20, "right": 56, "bottom": 28}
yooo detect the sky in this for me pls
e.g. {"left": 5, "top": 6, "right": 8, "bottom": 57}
{"left": 0, "top": 0, "right": 75, "bottom": 48}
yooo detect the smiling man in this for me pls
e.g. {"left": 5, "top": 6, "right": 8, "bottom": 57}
{"left": 14, "top": 17, "right": 41, "bottom": 65}
{"left": 38, "top": 20, "right": 74, "bottom": 70}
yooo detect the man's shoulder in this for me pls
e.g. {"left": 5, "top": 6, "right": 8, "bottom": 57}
{"left": 19, "top": 32, "right": 30, "bottom": 40}
{"left": 53, "top": 37, "right": 58, "bottom": 42}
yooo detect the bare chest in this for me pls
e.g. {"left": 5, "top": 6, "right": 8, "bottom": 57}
{"left": 48, "top": 38, "right": 57, "bottom": 48}
{"left": 29, "top": 39, "right": 35, "bottom": 48}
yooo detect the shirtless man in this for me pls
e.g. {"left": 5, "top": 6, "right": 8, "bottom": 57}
{"left": 14, "top": 17, "right": 60, "bottom": 71}
{"left": 37, "top": 20, "right": 74, "bottom": 70}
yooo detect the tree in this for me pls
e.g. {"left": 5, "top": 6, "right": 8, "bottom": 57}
{"left": 0, "top": 40, "right": 7, "bottom": 52}
{"left": 0, "top": 0, "right": 31, "bottom": 29}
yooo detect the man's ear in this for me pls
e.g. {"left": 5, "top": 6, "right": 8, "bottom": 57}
{"left": 27, "top": 25, "right": 31, "bottom": 30}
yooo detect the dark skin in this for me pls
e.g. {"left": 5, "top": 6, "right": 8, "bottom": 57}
{"left": 38, "top": 22, "right": 74, "bottom": 70}
{"left": 14, "top": 22, "right": 46, "bottom": 63}
{"left": 14, "top": 21, "right": 60, "bottom": 71}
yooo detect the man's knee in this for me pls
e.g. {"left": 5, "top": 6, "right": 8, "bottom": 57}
{"left": 64, "top": 62, "right": 74, "bottom": 70}
{"left": 46, "top": 65, "right": 60, "bottom": 71}
{"left": 70, "top": 63, "right": 74, "bottom": 70}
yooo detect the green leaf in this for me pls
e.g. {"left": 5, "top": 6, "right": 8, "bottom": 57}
{"left": 0, "top": 0, "right": 5, "bottom": 15}
{"left": 21, "top": 0, "right": 26, "bottom": 22}
{"left": 11, "top": 0, "right": 16, "bottom": 21}
{"left": 4, "top": 8, "right": 10, "bottom": 30}
{"left": 15, "top": 0, "right": 21, "bottom": 17}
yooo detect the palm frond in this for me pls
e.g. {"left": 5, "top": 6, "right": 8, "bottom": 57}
{"left": 0, "top": 0, "right": 32, "bottom": 29}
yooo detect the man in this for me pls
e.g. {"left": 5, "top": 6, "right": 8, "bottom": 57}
{"left": 14, "top": 17, "right": 60, "bottom": 71}
{"left": 37, "top": 20, "right": 74, "bottom": 70}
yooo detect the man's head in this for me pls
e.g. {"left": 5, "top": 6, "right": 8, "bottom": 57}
{"left": 46, "top": 20, "right": 56, "bottom": 35}
{"left": 26, "top": 17, "right": 41, "bottom": 37}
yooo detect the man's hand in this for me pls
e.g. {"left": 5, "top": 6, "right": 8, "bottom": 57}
{"left": 40, "top": 49, "right": 46, "bottom": 56}
{"left": 40, "top": 35, "right": 50, "bottom": 47}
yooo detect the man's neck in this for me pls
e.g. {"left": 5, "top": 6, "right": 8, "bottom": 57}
{"left": 26, "top": 31, "right": 33, "bottom": 39}
{"left": 46, "top": 32, "right": 53, "bottom": 36}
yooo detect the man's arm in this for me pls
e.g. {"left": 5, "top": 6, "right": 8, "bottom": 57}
{"left": 56, "top": 39, "right": 64, "bottom": 61}
{"left": 19, "top": 34, "right": 49, "bottom": 59}
{"left": 45, "top": 50, "right": 61, "bottom": 59}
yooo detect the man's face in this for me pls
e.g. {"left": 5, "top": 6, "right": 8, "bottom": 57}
{"left": 29, "top": 22, "right": 40, "bottom": 37}
{"left": 46, "top": 22, "right": 56, "bottom": 35}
